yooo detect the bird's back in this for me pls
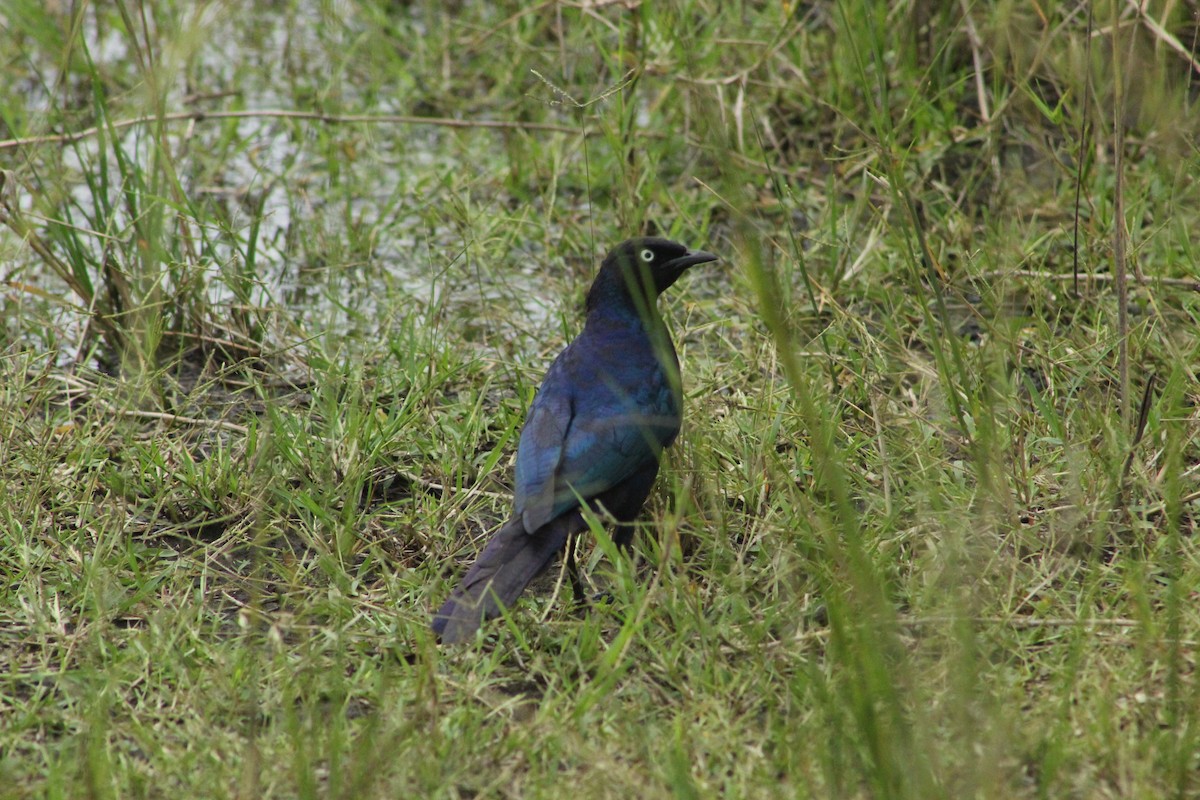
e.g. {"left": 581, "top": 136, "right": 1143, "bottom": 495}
{"left": 514, "top": 311, "right": 681, "bottom": 532}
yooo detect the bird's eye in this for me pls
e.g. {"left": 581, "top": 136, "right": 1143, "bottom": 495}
{"left": 640, "top": 248, "right": 655, "bottom": 262}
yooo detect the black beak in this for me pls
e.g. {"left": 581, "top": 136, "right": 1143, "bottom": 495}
{"left": 665, "top": 248, "right": 719, "bottom": 272}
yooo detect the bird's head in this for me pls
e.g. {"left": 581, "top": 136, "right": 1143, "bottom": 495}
{"left": 587, "top": 237, "right": 718, "bottom": 312}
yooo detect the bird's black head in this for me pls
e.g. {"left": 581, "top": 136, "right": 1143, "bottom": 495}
{"left": 587, "top": 237, "right": 718, "bottom": 312}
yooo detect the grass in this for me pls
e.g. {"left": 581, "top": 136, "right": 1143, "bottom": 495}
{"left": 2, "top": 0, "right": 1199, "bottom": 797}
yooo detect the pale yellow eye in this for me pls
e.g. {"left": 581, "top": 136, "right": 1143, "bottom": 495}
{"left": 640, "top": 249, "right": 655, "bottom": 262}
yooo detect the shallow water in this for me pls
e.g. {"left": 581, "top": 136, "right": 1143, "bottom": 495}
{"left": 3, "top": 1, "right": 590, "bottom": 364}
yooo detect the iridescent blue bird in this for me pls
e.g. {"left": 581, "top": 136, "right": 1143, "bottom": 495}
{"left": 431, "top": 237, "right": 718, "bottom": 643}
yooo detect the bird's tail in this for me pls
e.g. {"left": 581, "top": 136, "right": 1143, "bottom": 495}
{"left": 431, "top": 516, "right": 569, "bottom": 643}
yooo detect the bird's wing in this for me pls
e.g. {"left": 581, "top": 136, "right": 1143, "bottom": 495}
{"left": 552, "top": 399, "right": 669, "bottom": 501}
{"left": 513, "top": 372, "right": 571, "bottom": 532}
{"left": 515, "top": 344, "right": 678, "bottom": 532}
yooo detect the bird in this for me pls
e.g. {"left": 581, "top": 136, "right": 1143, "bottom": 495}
{"left": 430, "top": 236, "right": 718, "bottom": 643}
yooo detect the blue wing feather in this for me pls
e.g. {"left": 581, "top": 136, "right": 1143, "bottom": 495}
{"left": 513, "top": 321, "right": 681, "bottom": 533}
{"left": 513, "top": 384, "right": 569, "bottom": 530}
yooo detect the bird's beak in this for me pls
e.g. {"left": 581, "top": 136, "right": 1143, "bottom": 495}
{"left": 666, "top": 248, "right": 719, "bottom": 272}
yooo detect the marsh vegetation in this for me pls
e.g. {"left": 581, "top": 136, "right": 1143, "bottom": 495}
{"left": 2, "top": 1, "right": 1198, "bottom": 797}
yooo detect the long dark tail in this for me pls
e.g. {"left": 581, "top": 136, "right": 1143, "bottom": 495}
{"left": 431, "top": 516, "right": 570, "bottom": 643}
